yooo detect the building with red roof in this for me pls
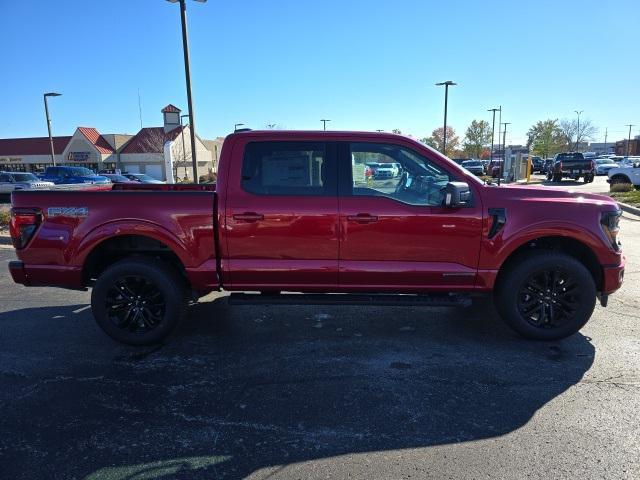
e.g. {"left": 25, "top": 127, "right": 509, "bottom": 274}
{"left": 0, "top": 105, "right": 224, "bottom": 181}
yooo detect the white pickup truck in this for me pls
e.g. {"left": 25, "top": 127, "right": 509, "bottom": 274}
{"left": 607, "top": 158, "right": 640, "bottom": 186}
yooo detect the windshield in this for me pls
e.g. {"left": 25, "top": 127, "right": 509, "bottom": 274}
{"left": 69, "top": 167, "right": 95, "bottom": 176}
{"left": 12, "top": 173, "right": 39, "bottom": 182}
{"left": 462, "top": 161, "right": 482, "bottom": 167}
{"left": 596, "top": 159, "right": 615, "bottom": 164}
{"left": 132, "top": 174, "right": 155, "bottom": 181}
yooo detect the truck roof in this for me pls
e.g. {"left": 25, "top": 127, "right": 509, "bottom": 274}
{"left": 227, "top": 130, "right": 408, "bottom": 140}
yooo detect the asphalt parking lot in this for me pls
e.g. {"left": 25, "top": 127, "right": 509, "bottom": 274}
{"left": 1, "top": 185, "right": 638, "bottom": 480}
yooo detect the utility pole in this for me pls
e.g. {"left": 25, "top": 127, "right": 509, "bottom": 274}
{"left": 435, "top": 81, "right": 456, "bottom": 154}
{"left": 626, "top": 124, "right": 635, "bottom": 157}
{"left": 575, "top": 110, "right": 583, "bottom": 151}
{"left": 320, "top": 119, "right": 331, "bottom": 131}
{"left": 603, "top": 127, "right": 608, "bottom": 155}
{"left": 487, "top": 108, "right": 499, "bottom": 164}
{"left": 43, "top": 92, "right": 62, "bottom": 166}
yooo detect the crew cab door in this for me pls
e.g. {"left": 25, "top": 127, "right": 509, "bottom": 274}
{"left": 223, "top": 139, "right": 339, "bottom": 290}
{"left": 338, "top": 141, "right": 483, "bottom": 291}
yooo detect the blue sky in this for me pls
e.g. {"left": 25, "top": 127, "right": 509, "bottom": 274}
{"left": 1, "top": 0, "right": 638, "bottom": 145}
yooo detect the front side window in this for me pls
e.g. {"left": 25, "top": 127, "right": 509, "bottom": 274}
{"left": 350, "top": 143, "right": 453, "bottom": 206}
{"left": 242, "top": 141, "right": 334, "bottom": 196}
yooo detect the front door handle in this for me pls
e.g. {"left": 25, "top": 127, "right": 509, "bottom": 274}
{"left": 347, "top": 213, "right": 378, "bottom": 223}
{"left": 233, "top": 212, "right": 264, "bottom": 222}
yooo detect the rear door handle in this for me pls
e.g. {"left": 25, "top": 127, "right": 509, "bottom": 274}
{"left": 347, "top": 213, "right": 378, "bottom": 223}
{"left": 233, "top": 212, "right": 264, "bottom": 222}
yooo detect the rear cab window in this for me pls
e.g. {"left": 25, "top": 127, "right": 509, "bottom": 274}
{"left": 241, "top": 141, "right": 336, "bottom": 196}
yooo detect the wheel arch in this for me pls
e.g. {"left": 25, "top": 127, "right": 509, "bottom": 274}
{"left": 495, "top": 235, "right": 603, "bottom": 292}
{"left": 81, "top": 233, "right": 189, "bottom": 288}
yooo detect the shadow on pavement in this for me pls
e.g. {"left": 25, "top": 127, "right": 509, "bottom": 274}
{"left": 0, "top": 298, "right": 595, "bottom": 479}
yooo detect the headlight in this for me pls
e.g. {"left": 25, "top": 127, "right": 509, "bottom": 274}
{"left": 600, "top": 210, "right": 621, "bottom": 251}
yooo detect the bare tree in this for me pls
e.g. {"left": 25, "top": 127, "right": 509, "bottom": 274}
{"left": 559, "top": 118, "right": 598, "bottom": 151}
{"left": 172, "top": 130, "right": 193, "bottom": 180}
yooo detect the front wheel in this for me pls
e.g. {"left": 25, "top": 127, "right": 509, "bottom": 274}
{"left": 91, "top": 257, "right": 188, "bottom": 345}
{"left": 495, "top": 252, "right": 596, "bottom": 340}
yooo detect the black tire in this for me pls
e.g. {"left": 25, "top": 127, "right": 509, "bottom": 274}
{"left": 553, "top": 174, "right": 562, "bottom": 183}
{"left": 495, "top": 252, "right": 596, "bottom": 340}
{"left": 610, "top": 175, "right": 630, "bottom": 185}
{"left": 91, "top": 257, "right": 188, "bottom": 345}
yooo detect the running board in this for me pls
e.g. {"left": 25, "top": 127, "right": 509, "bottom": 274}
{"left": 228, "top": 293, "right": 472, "bottom": 307}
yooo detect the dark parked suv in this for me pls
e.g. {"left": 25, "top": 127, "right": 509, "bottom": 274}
{"left": 547, "top": 152, "right": 595, "bottom": 183}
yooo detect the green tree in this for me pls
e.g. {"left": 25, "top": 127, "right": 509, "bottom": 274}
{"left": 463, "top": 120, "right": 492, "bottom": 158}
{"left": 527, "top": 119, "right": 566, "bottom": 158}
{"left": 391, "top": 129, "right": 402, "bottom": 135}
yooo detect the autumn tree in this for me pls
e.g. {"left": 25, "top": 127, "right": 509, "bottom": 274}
{"left": 559, "top": 118, "right": 597, "bottom": 151}
{"left": 526, "top": 119, "right": 565, "bottom": 158}
{"left": 463, "top": 120, "right": 492, "bottom": 158}
{"left": 422, "top": 127, "right": 460, "bottom": 157}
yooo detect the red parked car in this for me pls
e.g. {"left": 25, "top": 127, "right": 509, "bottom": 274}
{"left": 9, "top": 131, "right": 624, "bottom": 345}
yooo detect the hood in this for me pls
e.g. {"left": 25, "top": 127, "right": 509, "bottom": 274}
{"left": 482, "top": 183, "right": 619, "bottom": 211}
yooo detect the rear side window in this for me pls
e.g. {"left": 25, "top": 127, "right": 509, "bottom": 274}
{"left": 241, "top": 141, "right": 335, "bottom": 196}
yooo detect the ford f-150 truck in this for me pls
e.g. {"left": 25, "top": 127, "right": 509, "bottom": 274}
{"left": 9, "top": 131, "right": 624, "bottom": 345}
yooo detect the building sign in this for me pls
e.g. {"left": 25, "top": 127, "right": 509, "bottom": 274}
{"left": 67, "top": 152, "right": 91, "bottom": 162}
{"left": 0, "top": 157, "right": 22, "bottom": 163}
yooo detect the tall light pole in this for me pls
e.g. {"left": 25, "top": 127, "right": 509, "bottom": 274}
{"left": 320, "top": 119, "right": 331, "bottom": 130}
{"left": 626, "top": 124, "right": 635, "bottom": 157}
{"left": 435, "top": 81, "right": 456, "bottom": 155}
{"left": 234, "top": 123, "right": 244, "bottom": 132}
{"left": 487, "top": 108, "right": 499, "bottom": 164}
{"left": 44, "top": 92, "right": 62, "bottom": 166}
{"left": 500, "top": 122, "right": 510, "bottom": 183}
{"left": 167, "top": 0, "right": 206, "bottom": 183}
{"left": 574, "top": 110, "right": 583, "bottom": 151}
{"left": 603, "top": 127, "right": 608, "bottom": 155}
{"left": 180, "top": 114, "right": 189, "bottom": 178}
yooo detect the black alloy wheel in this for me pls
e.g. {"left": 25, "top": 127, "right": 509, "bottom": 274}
{"left": 495, "top": 252, "right": 596, "bottom": 340}
{"left": 105, "top": 275, "right": 166, "bottom": 335}
{"left": 516, "top": 268, "right": 580, "bottom": 329}
{"left": 91, "top": 257, "right": 188, "bottom": 345}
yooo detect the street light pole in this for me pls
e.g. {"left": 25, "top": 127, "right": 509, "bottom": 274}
{"left": 626, "top": 124, "right": 635, "bottom": 157}
{"left": 574, "top": 110, "right": 583, "bottom": 151}
{"left": 180, "top": 114, "right": 189, "bottom": 178}
{"left": 435, "top": 81, "right": 456, "bottom": 155}
{"left": 234, "top": 123, "right": 244, "bottom": 132}
{"left": 43, "top": 92, "right": 61, "bottom": 166}
{"left": 487, "top": 108, "right": 499, "bottom": 164}
{"left": 500, "top": 122, "right": 510, "bottom": 182}
{"left": 167, "top": 0, "right": 206, "bottom": 183}
{"left": 320, "top": 119, "right": 331, "bottom": 131}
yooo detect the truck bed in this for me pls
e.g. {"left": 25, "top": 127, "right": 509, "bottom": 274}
{"left": 10, "top": 187, "right": 219, "bottom": 293}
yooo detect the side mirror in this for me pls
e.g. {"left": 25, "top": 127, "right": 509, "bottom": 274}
{"left": 444, "top": 181, "right": 471, "bottom": 207}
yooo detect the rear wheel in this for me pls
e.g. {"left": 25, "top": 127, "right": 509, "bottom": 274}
{"left": 91, "top": 257, "right": 188, "bottom": 345}
{"left": 495, "top": 252, "right": 596, "bottom": 340}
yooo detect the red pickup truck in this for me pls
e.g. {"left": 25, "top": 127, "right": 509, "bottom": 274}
{"left": 9, "top": 131, "right": 624, "bottom": 344}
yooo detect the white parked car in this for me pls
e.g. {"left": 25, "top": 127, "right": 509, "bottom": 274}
{"left": 594, "top": 158, "right": 618, "bottom": 175}
{"left": 0, "top": 171, "right": 55, "bottom": 193}
{"left": 607, "top": 160, "right": 640, "bottom": 186}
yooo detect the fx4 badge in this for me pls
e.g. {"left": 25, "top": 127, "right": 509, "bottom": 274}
{"left": 47, "top": 207, "right": 89, "bottom": 218}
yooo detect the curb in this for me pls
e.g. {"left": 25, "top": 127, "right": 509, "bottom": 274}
{"left": 618, "top": 202, "right": 640, "bottom": 217}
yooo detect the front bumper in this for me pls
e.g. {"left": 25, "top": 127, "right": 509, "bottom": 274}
{"left": 602, "top": 258, "right": 625, "bottom": 295}
{"left": 9, "top": 261, "right": 28, "bottom": 285}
